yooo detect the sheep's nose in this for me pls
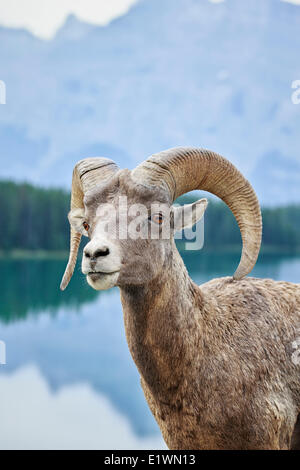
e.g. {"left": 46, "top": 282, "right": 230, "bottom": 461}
{"left": 84, "top": 246, "right": 110, "bottom": 260}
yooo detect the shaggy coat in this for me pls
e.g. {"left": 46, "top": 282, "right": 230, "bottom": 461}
{"left": 61, "top": 149, "right": 300, "bottom": 450}
{"left": 121, "top": 248, "right": 300, "bottom": 450}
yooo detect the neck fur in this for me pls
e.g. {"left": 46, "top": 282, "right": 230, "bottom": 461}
{"left": 120, "top": 245, "right": 204, "bottom": 399}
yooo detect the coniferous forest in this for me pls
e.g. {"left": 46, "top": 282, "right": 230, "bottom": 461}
{"left": 1, "top": 180, "right": 300, "bottom": 254}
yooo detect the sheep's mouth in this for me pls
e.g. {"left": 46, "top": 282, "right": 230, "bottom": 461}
{"left": 87, "top": 271, "right": 119, "bottom": 280}
{"left": 86, "top": 271, "right": 120, "bottom": 291}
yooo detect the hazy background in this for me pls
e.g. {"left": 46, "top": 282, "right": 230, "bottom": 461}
{"left": 0, "top": 0, "right": 300, "bottom": 204}
{"left": 0, "top": 0, "right": 300, "bottom": 450}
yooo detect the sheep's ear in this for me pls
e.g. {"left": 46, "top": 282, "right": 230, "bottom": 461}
{"left": 68, "top": 208, "right": 87, "bottom": 235}
{"left": 172, "top": 198, "right": 208, "bottom": 231}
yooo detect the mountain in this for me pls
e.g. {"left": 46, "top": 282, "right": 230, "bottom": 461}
{"left": 0, "top": 0, "right": 300, "bottom": 205}
{"left": 252, "top": 151, "right": 300, "bottom": 206}
{"left": 54, "top": 14, "right": 96, "bottom": 42}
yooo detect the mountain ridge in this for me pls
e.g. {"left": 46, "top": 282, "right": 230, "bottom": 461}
{"left": 0, "top": 0, "right": 300, "bottom": 205}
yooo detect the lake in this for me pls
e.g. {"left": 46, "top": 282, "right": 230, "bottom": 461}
{"left": 1, "top": 251, "right": 300, "bottom": 449}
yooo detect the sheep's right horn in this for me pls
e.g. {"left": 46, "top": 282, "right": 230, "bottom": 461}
{"left": 132, "top": 147, "right": 262, "bottom": 280}
{"left": 60, "top": 158, "right": 119, "bottom": 291}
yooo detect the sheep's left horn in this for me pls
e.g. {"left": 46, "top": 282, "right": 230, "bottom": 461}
{"left": 60, "top": 158, "right": 119, "bottom": 291}
{"left": 132, "top": 147, "right": 262, "bottom": 281}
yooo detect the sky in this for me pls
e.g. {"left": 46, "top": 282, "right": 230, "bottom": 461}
{"left": 0, "top": 0, "right": 299, "bottom": 39}
{"left": 0, "top": 0, "right": 139, "bottom": 39}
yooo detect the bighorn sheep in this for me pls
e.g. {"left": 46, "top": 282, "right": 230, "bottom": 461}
{"left": 60, "top": 147, "right": 300, "bottom": 450}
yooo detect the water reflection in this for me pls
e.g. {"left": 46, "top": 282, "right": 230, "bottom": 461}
{"left": 1, "top": 252, "right": 299, "bottom": 325}
{"left": 0, "top": 259, "right": 97, "bottom": 324}
{"left": 0, "top": 252, "right": 300, "bottom": 449}
{"left": 0, "top": 365, "right": 166, "bottom": 450}
{"left": 0, "top": 288, "right": 159, "bottom": 437}
{"left": 182, "top": 250, "right": 300, "bottom": 284}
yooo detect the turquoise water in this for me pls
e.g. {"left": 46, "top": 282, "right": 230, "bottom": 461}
{"left": 0, "top": 252, "right": 300, "bottom": 449}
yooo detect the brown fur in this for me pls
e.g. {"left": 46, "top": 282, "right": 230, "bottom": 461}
{"left": 79, "top": 172, "right": 300, "bottom": 450}
{"left": 121, "top": 250, "right": 300, "bottom": 450}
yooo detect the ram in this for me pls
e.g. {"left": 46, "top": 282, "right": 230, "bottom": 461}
{"left": 61, "top": 147, "right": 300, "bottom": 450}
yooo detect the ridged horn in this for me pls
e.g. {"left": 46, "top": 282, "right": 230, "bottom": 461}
{"left": 132, "top": 147, "right": 262, "bottom": 280}
{"left": 60, "top": 158, "right": 119, "bottom": 291}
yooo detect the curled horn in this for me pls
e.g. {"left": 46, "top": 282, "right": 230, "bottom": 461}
{"left": 60, "top": 158, "right": 119, "bottom": 291}
{"left": 132, "top": 147, "right": 262, "bottom": 280}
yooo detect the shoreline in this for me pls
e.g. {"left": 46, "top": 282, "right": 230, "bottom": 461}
{"left": 1, "top": 247, "right": 300, "bottom": 260}
{"left": 0, "top": 250, "right": 69, "bottom": 260}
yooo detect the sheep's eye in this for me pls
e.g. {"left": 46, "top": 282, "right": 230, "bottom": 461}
{"left": 150, "top": 213, "right": 164, "bottom": 225}
{"left": 83, "top": 221, "right": 90, "bottom": 231}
